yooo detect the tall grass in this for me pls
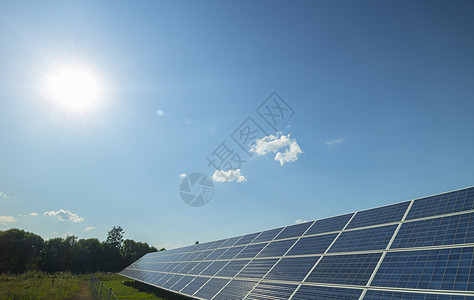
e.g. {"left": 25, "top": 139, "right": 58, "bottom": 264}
{"left": 0, "top": 271, "right": 80, "bottom": 300}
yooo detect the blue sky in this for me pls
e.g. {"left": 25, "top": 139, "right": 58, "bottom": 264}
{"left": 1, "top": 0, "right": 473, "bottom": 249}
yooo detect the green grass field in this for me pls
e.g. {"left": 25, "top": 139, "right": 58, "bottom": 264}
{"left": 0, "top": 271, "right": 81, "bottom": 300}
{"left": 0, "top": 272, "right": 187, "bottom": 300}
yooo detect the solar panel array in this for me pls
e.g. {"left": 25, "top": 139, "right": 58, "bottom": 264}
{"left": 119, "top": 187, "right": 474, "bottom": 300}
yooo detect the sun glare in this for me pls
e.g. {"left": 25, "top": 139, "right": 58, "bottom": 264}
{"left": 45, "top": 66, "right": 101, "bottom": 111}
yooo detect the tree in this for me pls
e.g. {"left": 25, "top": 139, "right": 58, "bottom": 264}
{"left": 0, "top": 229, "right": 44, "bottom": 273}
{"left": 72, "top": 238, "right": 104, "bottom": 273}
{"left": 106, "top": 226, "right": 124, "bottom": 250}
{"left": 121, "top": 239, "right": 157, "bottom": 269}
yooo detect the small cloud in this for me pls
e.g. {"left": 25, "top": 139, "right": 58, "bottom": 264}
{"left": 213, "top": 169, "right": 247, "bottom": 183}
{"left": 29, "top": 212, "right": 39, "bottom": 216}
{"left": 325, "top": 138, "right": 344, "bottom": 146}
{"left": 179, "top": 173, "right": 187, "bottom": 178}
{"left": 0, "top": 216, "right": 16, "bottom": 226}
{"left": 251, "top": 133, "right": 303, "bottom": 166}
{"left": 0, "top": 191, "right": 10, "bottom": 199}
{"left": 84, "top": 227, "right": 95, "bottom": 232}
{"left": 44, "top": 209, "right": 84, "bottom": 223}
{"left": 295, "top": 219, "right": 308, "bottom": 224}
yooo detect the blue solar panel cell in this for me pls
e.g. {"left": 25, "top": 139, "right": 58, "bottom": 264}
{"left": 194, "top": 278, "right": 230, "bottom": 299}
{"left": 372, "top": 247, "right": 474, "bottom": 291}
{"left": 205, "top": 248, "right": 227, "bottom": 260}
{"left": 264, "top": 256, "right": 320, "bottom": 281}
{"left": 198, "top": 242, "right": 215, "bottom": 251}
{"left": 364, "top": 290, "right": 474, "bottom": 300}
{"left": 216, "top": 260, "right": 250, "bottom": 278}
{"left": 200, "top": 260, "right": 228, "bottom": 276}
{"left": 220, "top": 236, "right": 243, "bottom": 248}
{"left": 305, "top": 252, "right": 382, "bottom": 285}
{"left": 237, "top": 258, "right": 279, "bottom": 279}
{"left": 186, "top": 251, "right": 202, "bottom": 261}
{"left": 235, "top": 243, "right": 268, "bottom": 259}
{"left": 347, "top": 202, "right": 410, "bottom": 229}
{"left": 287, "top": 233, "right": 337, "bottom": 256}
{"left": 407, "top": 188, "right": 474, "bottom": 220}
{"left": 208, "top": 239, "right": 228, "bottom": 250}
{"left": 170, "top": 262, "right": 189, "bottom": 273}
{"left": 292, "top": 285, "right": 363, "bottom": 300}
{"left": 179, "top": 262, "right": 199, "bottom": 274}
{"left": 180, "top": 276, "right": 210, "bottom": 296}
{"left": 194, "top": 250, "right": 213, "bottom": 260}
{"left": 329, "top": 225, "right": 397, "bottom": 253}
{"left": 161, "top": 274, "right": 182, "bottom": 289}
{"left": 245, "top": 282, "right": 298, "bottom": 300}
{"left": 256, "top": 239, "right": 297, "bottom": 258}
{"left": 188, "top": 261, "right": 211, "bottom": 275}
{"left": 275, "top": 221, "right": 314, "bottom": 240}
{"left": 156, "top": 273, "right": 174, "bottom": 286}
{"left": 213, "top": 280, "right": 257, "bottom": 300}
{"left": 169, "top": 275, "right": 195, "bottom": 292}
{"left": 305, "top": 213, "right": 354, "bottom": 236}
{"left": 252, "top": 227, "right": 284, "bottom": 244}
{"left": 392, "top": 212, "right": 474, "bottom": 249}
{"left": 219, "top": 246, "right": 246, "bottom": 259}
{"left": 233, "top": 232, "right": 260, "bottom": 246}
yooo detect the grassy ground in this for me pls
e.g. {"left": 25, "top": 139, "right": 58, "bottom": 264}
{"left": 0, "top": 271, "right": 83, "bottom": 300}
{"left": 0, "top": 272, "right": 188, "bottom": 300}
{"left": 96, "top": 273, "right": 188, "bottom": 300}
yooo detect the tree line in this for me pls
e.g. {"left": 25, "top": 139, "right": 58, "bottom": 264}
{"left": 0, "top": 226, "right": 161, "bottom": 274}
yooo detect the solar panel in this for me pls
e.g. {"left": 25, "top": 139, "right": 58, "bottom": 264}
{"left": 256, "top": 239, "right": 297, "bottom": 258}
{"left": 181, "top": 277, "right": 210, "bottom": 296}
{"left": 213, "top": 280, "right": 257, "bottom": 300}
{"left": 392, "top": 212, "right": 474, "bottom": 249}
{"left": 264, "top": 256, "right": 320, "bottom": 281}
{"left": 371, "top": 247, "right": 474, "bottom": 291}
{"left": 119, "top": 186, "right": 474, "bottom": 300}
{"left": 233, "top": 232, "right": 260, "bottom": 246}
{"left": 194, "top": 278, "right": 229, "bottom": 299}
{"left": 286, "top": 233, "right": 337, "bottom": 256}
{"left": 216, "top": 260, "right": 249, "bottom": 277}
{"left": 245, "top": 282, "right": 298, "bottom": 300}
{"left": 274, "top": 221, "right": 314, "bottom": 240}
{"left": 251, "top": 227, "right": 283, "bottom": 243}
{"left": 235, "top": 243, "right": 268, "bottom": 259}
{"left": 346, "top": 201, "right": 410, "bottom": 229}
{"left": 406, "top": 187, "right": 474, "bottom": 220}
{"left": 328, "top": 224, "right": 397, "bottom": 253}
{"left": 304, "top": 213, "right": 354, "bottom": 235}
{"left": 305, "top": 252, "right": 382, "bottom": 285}
{"left": 292, "top": 285, "right": 363, "bottom": 300}
{"left": 237, "top": 258, "right": 278, "bottom": 279}
{"left": 363, "top": 290, "right": 474, "bottom": 300}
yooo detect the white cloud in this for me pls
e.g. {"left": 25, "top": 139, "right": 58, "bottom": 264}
{"left": 213, "top": 169, "right": 247, "bottom": 183}
{"left": 179, "top": 173, "right": 187, "bottom": 178}
{"left": 251, "top": 133, "right": 303, "bottom": 166}
{"left": 29, "top": 212, "right": 39, "bottom": 216}
{"left": 295, "top": 219, "right": 308, "bottom": 224}
{"left": 0, "top": 216, "right": 16, "bottom": 226}
{"left": 84, "top": 227, "right": 95, "bottom": 232}
{"left": 325, "top": 138, "right": 344, "bottom": 146}
{"left": 43, "top": 209, "right": 84, "bottom": 223}
{"left": 0, "top": 191, "right": 10, "bottom": 199}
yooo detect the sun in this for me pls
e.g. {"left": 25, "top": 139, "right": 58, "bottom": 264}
{"left": 45, "top": 66, "right": 102, "bottom": 111}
